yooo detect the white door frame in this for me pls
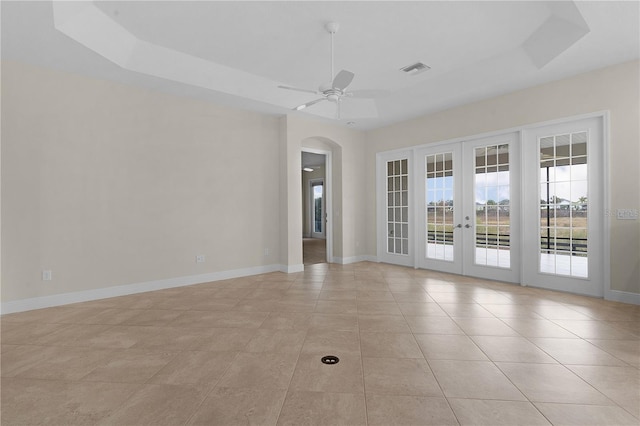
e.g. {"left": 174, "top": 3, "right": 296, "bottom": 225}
{"left": 302, "top": 148, "right": 332, "bottom": 263}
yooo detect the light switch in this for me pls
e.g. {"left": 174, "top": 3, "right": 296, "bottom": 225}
{"left": 616, "top": 209, "right": 639, "bottom": 220}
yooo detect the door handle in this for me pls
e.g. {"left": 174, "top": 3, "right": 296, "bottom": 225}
{"left": 465, "top": 224, "right": 472, "bottom": 228}
{"left": 455, "top": 224, "right": 462, "bottom": 228}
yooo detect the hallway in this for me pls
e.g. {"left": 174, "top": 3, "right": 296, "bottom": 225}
{"left": 303, "top": 238, "right": 326, "bottom": 265}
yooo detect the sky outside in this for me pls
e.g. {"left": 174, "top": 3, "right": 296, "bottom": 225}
{"left": 426, "top": 164, "right": 588, "bottom": 205}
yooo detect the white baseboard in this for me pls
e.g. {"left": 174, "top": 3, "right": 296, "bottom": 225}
{"left": 605, "top": 289, "right": 640, "bottom": 305}
{"left": 6, "top": 262, "right": 633, "bottom": 314}
{"left": 280, "top": 264, "right": 304, "bottom": 273}
{"left": 1, "top": 264, "right": 284, "bottom": 315}
{"left": 333, "top": 255, "right": 378, "bottom": 265}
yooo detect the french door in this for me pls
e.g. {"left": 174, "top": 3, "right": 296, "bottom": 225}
{"left": 377, "top": 150, "right": 414, "bottom": 266}
{"left": 376, "top": 115, "right": 605, "bottom": 296}
{"left": 415, "top": 133, "right": 520, "bottom": 283}
{"left": 521, "top": 117, "right": 604, "bottom": 297}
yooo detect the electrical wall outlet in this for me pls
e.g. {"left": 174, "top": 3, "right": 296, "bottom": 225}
{"left": 617, "top": 209, "right": 639, "bottom": 220}
{"left": 196, "top": 255, "right": 205, "bottom": 263}
{"left": 42, "top": 270, "right": 52, "bottom": 281}
{"left": 263, "top": 248, "right": 269, "bottom": 256}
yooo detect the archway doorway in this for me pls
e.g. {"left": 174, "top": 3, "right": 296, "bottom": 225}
{"left": 302, "top": 149, "right": 330, "bottom": 264}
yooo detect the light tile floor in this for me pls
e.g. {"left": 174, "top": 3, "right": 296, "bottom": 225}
{"left": 2, "top": 262, "right": 639, "bottom": 425}
{"left": 304, "top": 238, "right": 327, "bottom": 265}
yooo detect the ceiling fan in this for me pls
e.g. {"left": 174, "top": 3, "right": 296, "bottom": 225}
{"left": 278, "top": 22, "right": 388, "bottom": 119}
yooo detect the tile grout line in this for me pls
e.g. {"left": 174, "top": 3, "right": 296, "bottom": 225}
{"left": 407, "top": 291, "right": 463, "bottom": 425}
{"left": 272, "top": 271, "right": 323, "bottom": 426}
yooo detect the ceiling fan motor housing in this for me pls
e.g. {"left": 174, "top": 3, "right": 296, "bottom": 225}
{"left": 326, "top": 91, "right": 341, "bottom": 103}
{"left": 325, "top": 22, "right": 339, "bottom": 34}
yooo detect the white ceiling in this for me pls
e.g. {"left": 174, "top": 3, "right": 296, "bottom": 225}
{"left": 2, "top": 1, "right": 639, "bottom": 130}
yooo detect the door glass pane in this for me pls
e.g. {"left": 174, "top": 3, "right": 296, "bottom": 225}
{"left": 386, "top": 159, "right": 409, "bottom": 255}
{"left": 539, "top": 132, "right": 588, "bottom": 277}
{"left": 312, "top": 183, "right": 323, "bottom": 233}
{"left": 426, "top": 152, "right": 454, "bottom": 261}
{"left": 474, "top": 144, "right": 510, "bottom": 268}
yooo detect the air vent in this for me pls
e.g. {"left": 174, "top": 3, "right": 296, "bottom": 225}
{"left": 400, "top": 62, "right": 431, "bottom": 75}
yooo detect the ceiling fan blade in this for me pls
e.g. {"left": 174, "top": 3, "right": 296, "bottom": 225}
{"left": 293, "top": 98, "right": 326, "bottom": 111}
{"left": 346, "top": 89, "right": 391, "bottom": 99}
{"left": 278, "top": 85, "right": 318, "bottom": 95}
{"left": 332, "top": 70, "right": 355, "bottom": 90}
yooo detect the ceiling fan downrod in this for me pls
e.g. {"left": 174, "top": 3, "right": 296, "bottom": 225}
{"left": 326, "top": 22, "right": 339, "bottom": 82}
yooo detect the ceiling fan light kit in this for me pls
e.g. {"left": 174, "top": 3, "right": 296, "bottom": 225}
{"left": 278, "top": 21, "right": 386, "bottom": 119}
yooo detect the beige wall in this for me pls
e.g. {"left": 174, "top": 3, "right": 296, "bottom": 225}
{"left": 365, "top": 60, "right": 640, "bottom": 295}
{"left": 2, "top": 58, "right": 638, "bottom": 307}
{"left": 2, "top": 61, "right": 282, "bottom": 303}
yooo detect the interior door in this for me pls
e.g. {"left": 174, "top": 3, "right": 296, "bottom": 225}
{"left": 522, "top": 117, "right": 604, "bottom": 297}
